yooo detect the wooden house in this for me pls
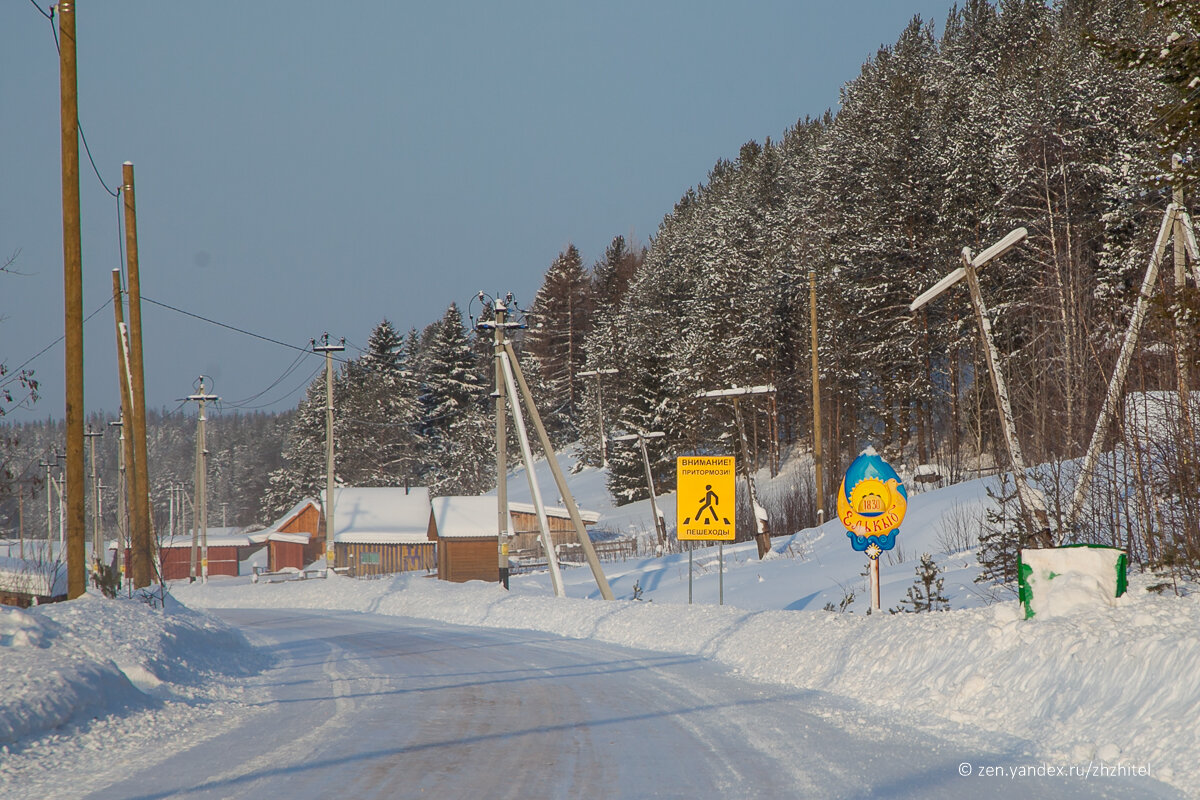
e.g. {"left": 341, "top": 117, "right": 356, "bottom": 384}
{"left": 0, "top": 555, "right": 67, "bottom": 607}
{"left": 432, "top": 496, "right": 602, "bottom": 582}
{"left": 507, "top": 501, "right": 601, "bottom": 553}
{"left": 332, "top": 487, "right": 437, "bottom": 577}
{"left": 432, "top": 496, "right": 502, "bottom": 583}
{"left": 248, "top": 498, "right": 324, "bottom": 572}
{"left": 158, "top": 528, "right": 261, "bottom": 581}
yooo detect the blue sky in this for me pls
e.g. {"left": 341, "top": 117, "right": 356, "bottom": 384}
{"left": 2, "top": 0, "right": 959, "bottom": 420}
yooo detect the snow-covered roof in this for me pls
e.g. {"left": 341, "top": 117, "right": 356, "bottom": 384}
{"left": 432, "top": 496, "right": 500, "bottom": 539}
{"left": 0, "top": 556, "right": 67, "bottom": 597}
{"left": 332, "top": 487, "right": 433, "bottom": 544}
{"left": 507, "top": 501, "right": 600, "bottom": 525}
{"left": 247, "top": 498, "right": 321, "bottom": 545}
{"left": 158, "top": 528, "right": 255, "bottom": 549}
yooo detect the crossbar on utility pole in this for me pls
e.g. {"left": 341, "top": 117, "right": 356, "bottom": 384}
{"left": 313, "top": 334, "right": 345, "bottom": 570}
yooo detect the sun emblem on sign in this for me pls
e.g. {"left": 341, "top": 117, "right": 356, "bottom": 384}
{"left": 865, "top": 543, "right": 882, "bottom": 560}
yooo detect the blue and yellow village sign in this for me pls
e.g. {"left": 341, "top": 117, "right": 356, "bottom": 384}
{"left": 837, "top": 448, "right": 907, "bottom": 560}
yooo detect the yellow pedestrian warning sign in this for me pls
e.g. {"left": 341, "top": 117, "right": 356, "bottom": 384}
{"left": 676, "top": 456, "right": 736, "bottom": 540}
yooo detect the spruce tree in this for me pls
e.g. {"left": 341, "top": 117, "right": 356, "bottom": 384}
{"left": 418, "top": 303, "right": 493, "bottom": 495}
{"left": 892, "top": 552, "right": 950, "bottom": 613}
{"left": 525, "top": 244, "right": 594, "bottom": 440}
{"left": 975, "top": 472, "right": 1028, "bottom": 587}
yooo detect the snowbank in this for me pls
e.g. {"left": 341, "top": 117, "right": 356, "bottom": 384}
{"left": 176, "top": 571, "right": 1199, "bottom": 793}
{"left": 0, "top": 595, "right": 265, "bottom": 746}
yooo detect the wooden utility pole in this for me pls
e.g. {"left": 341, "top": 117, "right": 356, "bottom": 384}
{"left": 911, "top": 228, "right": 1050, "bottom": 541}
{"left": 697, "top": 385, "right": 776, "bottom": 558}
{"left": 313, "top": 334, "right": 344, "bottom": 568}
{"left": 578, "top": 368, "right": 618, "bottom": 467}
{"left": 502, "top": 340, "right": 615, "bottom": 600}
{"left": 613, "top": 431, "right": 667, "bottom": 550}
{"left": 112, "top": 271, "right": 139, "bottom": 580}
{"left": 186, "top": 379, "right": 219, "bottom": 582}
{"left": 121, "top": 163, "right": 154, "bottom": 588}
{"left": 1172, "top": 154, "right": 1193, "bottom": 440}
{"left": 1067, "top": 196, "right": 1200, "bottom": 529}
{"left": 58, "top": 0, "right": 86, "bottom": 599}
{"left": 809, "top": 271, "right": 825, "bottom": 523}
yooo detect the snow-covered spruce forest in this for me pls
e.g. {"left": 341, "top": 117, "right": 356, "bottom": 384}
{"left": 2, "top": 0, "right": 1198, "bottom": 577}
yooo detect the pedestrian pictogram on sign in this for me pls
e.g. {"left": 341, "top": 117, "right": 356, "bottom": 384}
{"left": 676, "top": 456, "right": 736, "bottom": 541}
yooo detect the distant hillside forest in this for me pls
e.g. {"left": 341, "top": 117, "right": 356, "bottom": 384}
{"left": 3, "top": 0, "right": 1198, "bottom": 572}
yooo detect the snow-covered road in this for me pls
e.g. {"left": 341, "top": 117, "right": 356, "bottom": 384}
{"left": 69, "top": 608, "right": 1178, "bottom": 800}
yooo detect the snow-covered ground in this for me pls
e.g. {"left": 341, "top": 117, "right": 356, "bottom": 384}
{"left": 2, "top": 450, "right": 1197, "bottom": 797}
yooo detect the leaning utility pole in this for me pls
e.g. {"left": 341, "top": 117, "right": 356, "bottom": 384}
{"left": 504, "top": 343, "right": 614, "bottom": 599}
{"left": 578, "top": 368, "right": 619, "bottom": 467}
{"left": 186, "top": 379, "right": 218, "bottom": 582}
{"left": 1066, "top": 197, "right": 1199, "bottom": 530}
{"left": 613, "top": 430, "right": 667, "bottom": 550}
{"left": 911, "top": 228, "right": 1050, "bottom": 542}
{"left": 697, "top": 384, "right": 776, "bottom": 558}
{"left": 313, "top": 334, "right": 344, "bottom": 568}
{"left": 58, "top": 0, "right": 86, "bottom": 599}
{"left": 121, "top": 163, "right": 153, "bottom": 588}
{"left": 112, "top": 270, "right": 141, "bottom": 581}
{"left": 478, "top": 292, "right": 614, "bottom": 600}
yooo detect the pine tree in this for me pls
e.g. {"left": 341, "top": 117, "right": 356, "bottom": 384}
{"left": 892, "top": 552, "right": 950, "bottom": 613}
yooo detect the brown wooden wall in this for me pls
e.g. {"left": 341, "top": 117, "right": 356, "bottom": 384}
{"left": 269, "top": 540, "right": 306, "bottom": 572}
{"left": 438, "top": 538, "right": 499, "bottom": 583}
{"left": 509, "top": 510, "right": 593, "bottom": 552}
{"left": 160, "top": 545, "right": 246, "bottom": 580}
{"left": 273, "top": 503, "right": 325, "bottom": 569}
{"left": 334, "top": 542, "right": 436, "bottom": 577}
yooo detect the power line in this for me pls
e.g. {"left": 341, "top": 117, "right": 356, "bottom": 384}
{"left": 221, "top": 360, "right": 321, "bottom": 411}
{"left": 35, "top": 5, "right": 119, "bottom": 199}
{"left": 0, "top": 297, "right": 113, "bottom": 393}
{"left": 140, "top": 295, "right": 347, "bottom": 362}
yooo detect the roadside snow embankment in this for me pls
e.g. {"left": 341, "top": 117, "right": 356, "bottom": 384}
{"left": 0, "top": 595, "right": 264, "bottom": 745}
{"left": 179, "top": 573, "right": 1200, "bottom": 792}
